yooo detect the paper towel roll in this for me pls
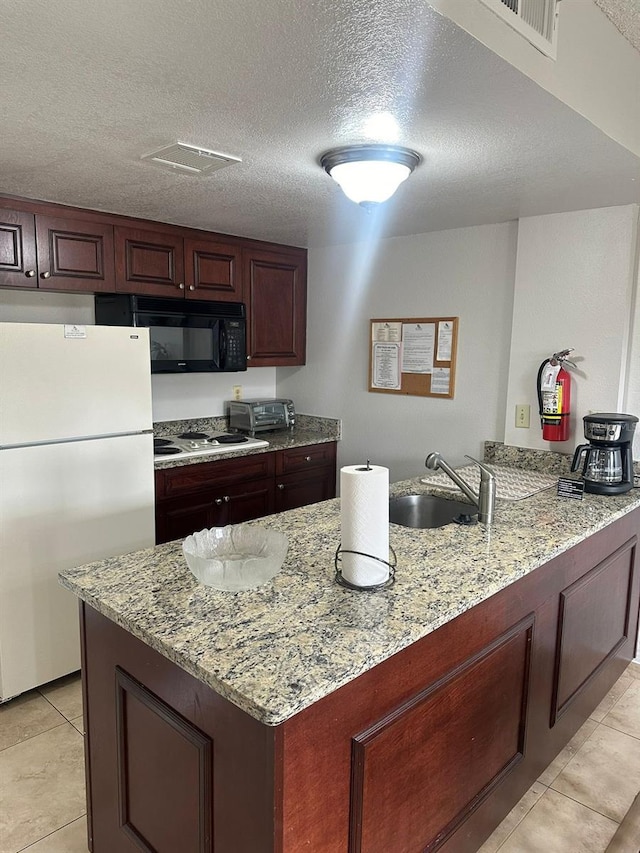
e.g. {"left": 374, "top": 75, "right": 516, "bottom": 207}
{"left": 340, "top": 464, "right": 389, "bottom": 587}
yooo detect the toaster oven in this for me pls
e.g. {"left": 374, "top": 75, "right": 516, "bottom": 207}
{"left": 228, "top": 399, "right": 295, "bottom": 434}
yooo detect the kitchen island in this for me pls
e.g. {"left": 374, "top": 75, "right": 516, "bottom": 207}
{"left": 60, "top": 477, "right": 640, "bottom": 853}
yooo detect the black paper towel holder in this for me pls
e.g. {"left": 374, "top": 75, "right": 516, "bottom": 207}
{"left": 334, "top": 545, "right": 396, "bottom": 591}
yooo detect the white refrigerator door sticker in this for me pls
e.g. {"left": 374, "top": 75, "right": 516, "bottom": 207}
{"left": 63, "top": 324, "right": 87, "bottom": 339}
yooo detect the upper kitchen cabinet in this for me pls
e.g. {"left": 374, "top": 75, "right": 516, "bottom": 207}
{"left": 184, "top": 236, "right": 242, "bottom": 301}
{"left": 115, "top": 227, "right": 242, "bottom": 302}
{"left": 244, "top": 247, "right": 307, "bottom": 366}
{"left": 114, "top": 226, "right": 185, "bottom": 297}
{"left": 0, "top": 208, "right": 115, "bottom": 292}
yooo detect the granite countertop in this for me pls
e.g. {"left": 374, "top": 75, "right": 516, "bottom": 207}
{"left": 59, "top": 463, "right": 640, "bottom": 727}
{"left": 154, "top": 414, "right": 341, "bottom": 470}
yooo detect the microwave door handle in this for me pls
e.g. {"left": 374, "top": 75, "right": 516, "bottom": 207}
{"left": 219, "top": 322, "right": 227, "bottom": 369}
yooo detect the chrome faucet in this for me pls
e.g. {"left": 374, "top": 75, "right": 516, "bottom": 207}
{"left": 425, "top": 453, "right": 496, "bottom": 524}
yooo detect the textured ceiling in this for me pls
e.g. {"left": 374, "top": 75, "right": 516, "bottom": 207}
{"left": 0, "top": 0, "right": 639, "bottom": 248}
{"left": 595, "top": 0, "right": 640, "bottom": 51}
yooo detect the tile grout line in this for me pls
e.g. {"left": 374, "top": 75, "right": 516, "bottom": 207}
{"left": 0, "top": 718, "right": 76, "bottom": 754}
{"left": 16, "top": 814, "right": 87, "bottom": 852}
{"left": 493, "top": 782, "right": 549, "bottom": 851}
{"left": 494, "top": 687, "right": 636, "bottom": 852}
{"left": 547, "top": 718, "right": 635, "bottom": 824}
{"left": 598, "top": 719, "right": 640, "bottom": 742}
{"left": 546, "top": 784, "right": 624, "bottom": 827}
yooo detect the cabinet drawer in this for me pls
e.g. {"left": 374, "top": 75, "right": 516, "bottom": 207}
{"left": 275, "top": 466, "right": 336, "bottom": 513}
{"left": 275, "top": 442, "right": 336, "bottom": 476}
{"left": 156, "top": 452, "right": 275, "bottom": 499}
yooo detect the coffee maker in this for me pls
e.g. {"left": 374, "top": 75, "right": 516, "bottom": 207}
{"left": 571, "top": 413, "right": 637, "bottom": 495}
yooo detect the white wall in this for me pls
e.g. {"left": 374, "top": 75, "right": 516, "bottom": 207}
{"left": 0, "top": 290, "right": 276, "bottom": 422}
{"left": 623, "top": 230, "right": 640, "bottom": 461}
{"left": 151, "top": 369, "right": 276, "bottom": 422}
{"left": 429, "top": 0, "right": 640, "bottom": 158}
{"left": 277, "top": 222, "right": 517, "bottom": 482}
{"left": 504, "top": 205, "right": 639, "bottom": 453}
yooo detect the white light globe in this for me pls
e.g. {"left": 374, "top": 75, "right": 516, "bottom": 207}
{"left": 329, "top": 160, "right": 411, "bottom": 205}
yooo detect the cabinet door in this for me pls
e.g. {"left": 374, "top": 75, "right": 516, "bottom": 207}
{"left": 0, "top": 209, "right": 37, "bottom": 288}
{"left": 223, "top": 478, "right": 275, "bottom": 524}
{"left": 35, "top": 215, "right": 115, "bottom": 292}
{"left": 155, "top": 492, "right": 225, "bottom": 545}
{"left": 275, "top": 467, "right": 336, "bottom": 513}
{"left": 115, "top": 226, "right": 185, "bottom": 296}
{"left": 243, "top": 248, "right": 307, "bottom": 366}
{"left": 184, "top": 237, "right": 242, "bottom": 301}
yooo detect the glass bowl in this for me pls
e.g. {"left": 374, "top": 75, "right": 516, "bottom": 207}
{"left": 182, "top": 524, "right": 288, "bottom": 591}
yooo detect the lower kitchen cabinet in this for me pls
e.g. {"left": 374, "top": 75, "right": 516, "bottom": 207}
{"left": 275, "top": 442, "right": 337, "bottom": 512}
{"left": 78, "top": 505, "right": 640, "bottom": 852}
{"left": 155, "top": 452, "right": 276, "bottom": 544}
{"left": 155, "top": 442, "right": 337, "bottom": 544}
{"left": 156, "top": 477, "right": 275, "bottom": 544}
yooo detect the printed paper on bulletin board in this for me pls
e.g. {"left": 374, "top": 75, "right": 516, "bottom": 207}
{"left": 369, "top": 317, "right": 458, "bottom": 398}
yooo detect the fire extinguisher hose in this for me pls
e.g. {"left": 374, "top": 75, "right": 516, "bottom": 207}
{"left": 536, "top": 359, "right": 548, "bottom": 426}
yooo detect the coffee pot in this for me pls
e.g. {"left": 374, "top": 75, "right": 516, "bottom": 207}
{"left": 571, "top": 413, "right": 637, "bottom": 495}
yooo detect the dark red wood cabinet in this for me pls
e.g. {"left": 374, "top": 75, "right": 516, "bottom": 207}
{"left": 114, "top": 226, "right": 185, "bottom": 297}
{"left": 184, "top": 236, "right": 242, "bottom": 301}
{"left": 154, "top": 443, "right": 337, "bottom": 544}
{"left": 0, "top": 194, "right": 308, "bottom": 366}
{"left": 244, "top": 247, "right": 307, "bottom": 366}
{"left": 114, "top": 228, "right": 243, "bottom": 302}
{"left": 155, "top": 452, "right": 276, "bottom": 544}
{"left": 0, "top": 208, "right": 115, "bottom": 291}
{"left": 275, "top": 442, "right": 337, "bottom": 512}
{"left": 80, "top": 507, "right": 640, "bottom": 853}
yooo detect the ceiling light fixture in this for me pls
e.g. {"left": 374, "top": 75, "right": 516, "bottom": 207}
{"left": 320, "top": 144, "right": 421, "bottom": 206}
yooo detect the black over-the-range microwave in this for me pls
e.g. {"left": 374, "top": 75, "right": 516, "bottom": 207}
{"left": 95, "top": 294, "right": 247, "bottom": 374}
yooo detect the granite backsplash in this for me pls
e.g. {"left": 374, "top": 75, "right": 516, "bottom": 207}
{"left": 154, "top": 413, "right": 341, "bottom": 440}
{"left": 485, "top": 441, "right": 639, "bottom": 480}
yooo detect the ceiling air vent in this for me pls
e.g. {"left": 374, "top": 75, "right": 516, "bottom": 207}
{"left": 477, "top": 0, "right": 559, "bottom": 58}
{"left": 141, "top": 142, "right": 242, "bottom": 176}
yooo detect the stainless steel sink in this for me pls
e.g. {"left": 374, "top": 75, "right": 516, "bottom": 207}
{"left": 389, "top": 494, "right": 477, "bottom": 529}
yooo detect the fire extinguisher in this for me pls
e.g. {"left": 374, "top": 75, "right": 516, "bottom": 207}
{"left": 537, "top": 349, "right": 576, "bottom": 442}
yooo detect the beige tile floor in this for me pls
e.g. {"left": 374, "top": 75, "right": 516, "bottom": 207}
{"left": 0, "top": 664, "right": 639, "bottom": 852}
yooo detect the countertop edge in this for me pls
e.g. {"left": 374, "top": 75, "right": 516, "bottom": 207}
{"left": 59, "top": 478, "right": 640, "bottom": 726}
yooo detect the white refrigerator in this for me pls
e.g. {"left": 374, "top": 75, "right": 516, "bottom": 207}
{"left": 0, "top": 322, "right": 156, "bottom": 701}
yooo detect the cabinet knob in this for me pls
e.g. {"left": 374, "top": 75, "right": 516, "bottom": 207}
{"left": 215, "top": 498, "right": 223, "bottom": 505}
{"left": 305, "top": 456, "right": 312, "bottom": 462}
{"left": 177, "top": 282, "right": 185, "bottom": 290}
{"left": 224, "top": 495, "right": 230, "bottom": 502}
{"left": 188, "top": 285, "right": 195, "bottom": 291}
{"left": 25, "top": 269, "right": 36, "bottom": 278}
{"left": 277, "top": 483, "right": 285, "bottom": 490}
{"left": 40, "top": 271, "right": 51, "bottom": 279}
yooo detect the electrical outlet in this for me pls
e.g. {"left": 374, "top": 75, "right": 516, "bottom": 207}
{"left": 232, "top": 385, "right": 242, "bottom": 401}
{"left": 515, "top": 404, "right": 530, "bottom": 428}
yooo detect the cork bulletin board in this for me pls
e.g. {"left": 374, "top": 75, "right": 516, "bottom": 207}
{"left": 369, "top": 317, "right": 458, "bottom": 398}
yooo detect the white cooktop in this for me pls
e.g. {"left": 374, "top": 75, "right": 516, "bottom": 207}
{"left": 154, "top": 433, "right": 269, "bottom": 462}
